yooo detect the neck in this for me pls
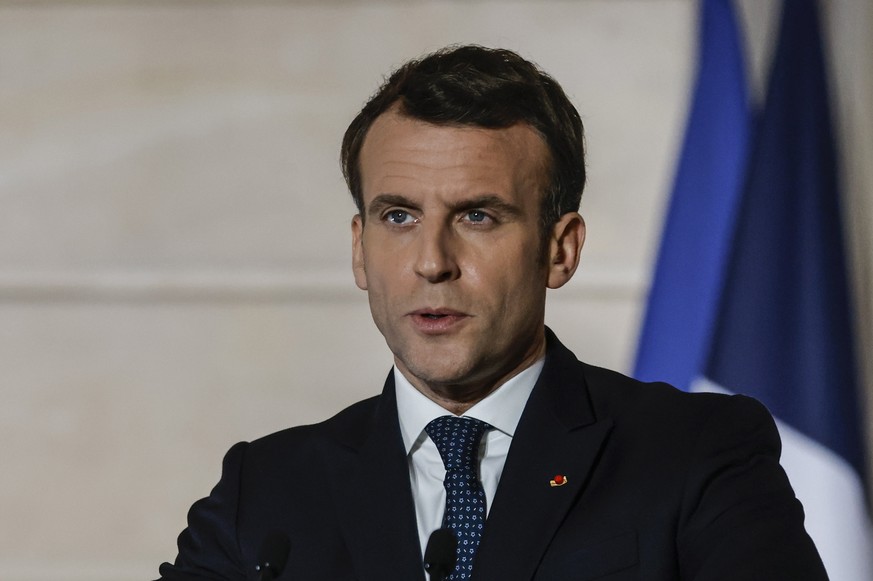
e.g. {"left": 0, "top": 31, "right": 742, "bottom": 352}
{"left": 418, "top": 386, "right": 498, "bottom": 416}
{"left": 398, "top": 342, "right": 546, "bottom": 415}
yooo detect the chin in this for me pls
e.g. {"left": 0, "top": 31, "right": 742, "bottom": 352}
{"left": 398, "top": 351, "right": 476, "bottom": 388}
{"left": 407, "top": 360, "right": 470, "bottom": 384}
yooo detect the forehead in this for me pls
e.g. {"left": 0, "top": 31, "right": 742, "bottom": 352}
{"left": 358, "top": 110, "right": 549, "bottom": 206}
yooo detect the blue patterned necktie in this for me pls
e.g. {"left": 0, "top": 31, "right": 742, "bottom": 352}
{"left": 425, "top": 416, "right": 491, "bottom": 580}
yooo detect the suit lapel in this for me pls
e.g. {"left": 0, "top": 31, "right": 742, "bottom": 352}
{"left": 330, "top": 375, "right": 426, "bottom": 581}
{"left": 474, "top": 332, "right": 614, "bottom": 579}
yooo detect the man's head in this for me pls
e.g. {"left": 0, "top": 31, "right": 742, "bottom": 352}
{"left": 341, "top": 45, "right": 586, "bottom": 235}
{"left": 344, "top": 46, "right": 586, "bottom": 412}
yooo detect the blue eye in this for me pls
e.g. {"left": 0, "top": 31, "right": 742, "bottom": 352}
{"left": 467, "top": 210, "right": 489, "bottom": 223}
{"left": 387, "top": 210, "right": 412, "bottom": 224}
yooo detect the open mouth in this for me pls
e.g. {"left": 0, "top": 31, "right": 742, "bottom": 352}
{"left": 409, "top": 310, "right": 468, "bottom": 333}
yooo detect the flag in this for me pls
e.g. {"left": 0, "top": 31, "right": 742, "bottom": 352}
{"left": 635, "top": 0, "right": 873, "bottom": 577}
{"left": 634, "top": 0, "right": 750, "bottom": 390}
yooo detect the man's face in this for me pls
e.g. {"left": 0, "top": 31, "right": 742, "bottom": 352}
{"left": 351, "top": 109, "right": 582, "bottom": 404}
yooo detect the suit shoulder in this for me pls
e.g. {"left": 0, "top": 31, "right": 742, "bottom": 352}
{"left": 580, "top": 362, "right": 774, "bottom": 435}
{"left": 245, "top": 393, "right": 383, "bottom": 458}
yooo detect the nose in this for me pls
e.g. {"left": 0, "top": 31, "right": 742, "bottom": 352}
{"left": 413, "top": 223, "right": 460, "bottom": 283}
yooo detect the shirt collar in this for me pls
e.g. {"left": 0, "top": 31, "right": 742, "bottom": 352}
{"left": 394, "top": 358, "right": 545, "bottom": 454}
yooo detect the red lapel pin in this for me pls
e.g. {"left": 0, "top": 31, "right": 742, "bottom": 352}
{"left": 549, "top": 474, "right": 568, "bottom": 487}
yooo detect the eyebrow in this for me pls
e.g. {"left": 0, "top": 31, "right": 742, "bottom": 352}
{"left": 366, "top": 193, "right": 523, "bottom": 219}
{"left": 366, "top": 194, "right": 420, "bottom": 218}
{"left": 449, "top": 195, "right": 523, "bottom": 218}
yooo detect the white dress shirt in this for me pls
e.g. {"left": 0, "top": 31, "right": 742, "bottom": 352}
{"left": 394, "top": 359, "right": 545, "bottom": 559}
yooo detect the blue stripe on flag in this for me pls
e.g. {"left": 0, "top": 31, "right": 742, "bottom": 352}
{"left": 633, "top": 0, "right": 750, "bottom": 390}
{"left": 704, "top": 0, "right": 867, "bottom": 479}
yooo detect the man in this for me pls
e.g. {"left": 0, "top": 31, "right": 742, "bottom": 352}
{"left": 158, "top": 45, "right": 827, "bottom": 580}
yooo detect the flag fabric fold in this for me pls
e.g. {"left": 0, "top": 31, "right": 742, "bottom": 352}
{"left": 633, "top": 0, "right": 750, "bottom": 391}
{"left": 635, "top": 0, "right": 873, "bottom": 577}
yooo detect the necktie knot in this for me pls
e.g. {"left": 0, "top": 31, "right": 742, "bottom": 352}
{"left": 424, "top": 416, "right": 490, "bottom": 472}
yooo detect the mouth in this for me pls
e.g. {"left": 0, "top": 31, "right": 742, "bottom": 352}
{"left": 408, "top": 308, "right": 470, "bottom": 333}
{"left": 411, "top": 308, "right": 467, "bottom": 318}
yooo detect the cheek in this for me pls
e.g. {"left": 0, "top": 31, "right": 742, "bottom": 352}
{"left": 471, "top": 240, "right": 544, "bottom": 280}
{"left": 365, "top": 254, "right": 412, "bottom": 290}
{"left": 360, "top": 237, "right": 392, "bottom": 282}
{"left": 467, "top": 254, "right": 543, "bottom": 309}
{"left": 361, "top": 248, "right": 413, "bottom": 313}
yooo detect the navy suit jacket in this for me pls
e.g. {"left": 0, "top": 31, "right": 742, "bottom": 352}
{"left": 158, "top": 331, "right": 827, "bottom": 580}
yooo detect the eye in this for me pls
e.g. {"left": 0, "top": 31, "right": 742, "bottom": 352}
{"left": 464, "top": 210, "right": 492, "bottom": 224}
{"left": 385, "top": 209, "right": 416, "bottom": 225}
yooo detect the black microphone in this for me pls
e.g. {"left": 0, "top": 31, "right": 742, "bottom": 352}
{"left": 255, "top": 531, "right": 290, "bottom": 581}
{"left": 423, "top": 528, "right": 457, "bottom": 581}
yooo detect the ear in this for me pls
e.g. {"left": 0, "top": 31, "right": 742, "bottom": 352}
{"left": 351, "top": 214, "right": 368, "bottom": 290}
{"left": 546, "top": 212, "right": 585, "bottom": 289}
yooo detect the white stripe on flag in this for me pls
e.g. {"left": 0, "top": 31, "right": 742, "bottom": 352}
{"left": 693, "top": 377, "right": 873, "bottom": 580}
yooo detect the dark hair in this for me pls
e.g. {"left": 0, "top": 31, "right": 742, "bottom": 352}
{"left": 341, "top": 45, "right": 586, "bottom": 232}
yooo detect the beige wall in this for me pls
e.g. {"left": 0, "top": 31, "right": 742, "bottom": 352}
{"left": 0, "top": 2, "right": 869, "bottom": 580}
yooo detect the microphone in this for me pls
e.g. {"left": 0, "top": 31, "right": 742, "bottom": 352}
{"left": 254, "top": 531, "right": 290, "bottom": 581}
{"left": 423, "top": 528, "right": 457, "bottom": 581}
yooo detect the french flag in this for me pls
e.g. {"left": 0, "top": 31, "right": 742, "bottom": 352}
{"left": 635, "top": 0, "right": 873, "bottom": 578}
